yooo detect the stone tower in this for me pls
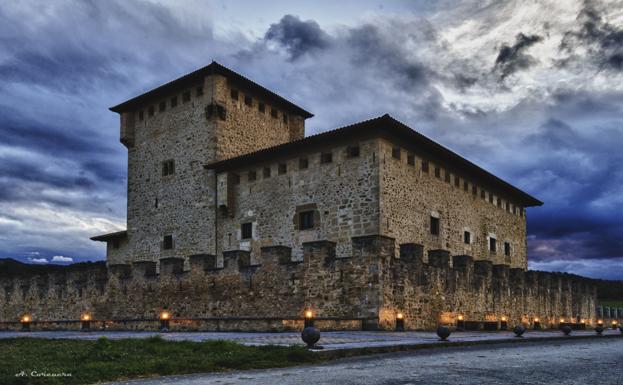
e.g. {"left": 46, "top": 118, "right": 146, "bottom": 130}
{"left": 99, "top": 62, "right": 313, "bottom": 264}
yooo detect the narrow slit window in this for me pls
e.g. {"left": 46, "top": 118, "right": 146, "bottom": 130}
{"left": 489, "top": 237, "right": 497, "bottom": 252}
{"left": 407, "top": 154, "right": 415, "bottom": 166}
{"left": 163, "top": 235, "right": 174, "bottom": 250}
{"left": 299, "top": 211, "right": 315, "bottom": 230}
{"left": 464, "top": 231, "right": 471, "bottom": 244}
{"left": 430, "top": 216, "right": 440, "bottom": 235}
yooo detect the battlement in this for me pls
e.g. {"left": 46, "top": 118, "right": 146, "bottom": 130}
{"left": 0, "top": 235, "right": 601, "bottom": 331}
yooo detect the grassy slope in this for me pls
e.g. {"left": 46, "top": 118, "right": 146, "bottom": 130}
{"left": 0, "top": 336, "right": 321, "bottom": 385}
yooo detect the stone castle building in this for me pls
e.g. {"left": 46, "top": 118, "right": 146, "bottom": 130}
{"left": 93, "top": 61, "right": 541, "bottom": 271}
{"left": 0, "top": 62, "right": 600, "bottom": 332}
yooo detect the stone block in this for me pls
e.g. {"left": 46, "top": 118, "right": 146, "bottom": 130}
{"left": 452, "top": 255, "right": 473, "bottom": 271}
{"left": 222, "top": 250, "right": 251, "bottom": 270}
{"left": 189, "top": 254, "right": 217, "bottom": 271}
{"left": 352, "top": 235, "right": 395, "bottom": 258}
{"left": 133, "top": 261, "right": 157, "bottom": 278}
{"left": 159, "top": 257, "right": 184, "bottom": 276}
{"left": 399, "top": 243, "right": 423, "bottom": 264}
{"left": 428, "top": 249, "right": 450, "bottom": 268}
{"left": 260, "top": 246, "right": 292, "bottom": 265}
{"left": 108, "top": 264, "right": 131, "bottom": 279}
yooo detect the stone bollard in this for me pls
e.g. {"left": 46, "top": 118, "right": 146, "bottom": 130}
{"left": 437, "top": 326, "right": 451, "bottom": 341}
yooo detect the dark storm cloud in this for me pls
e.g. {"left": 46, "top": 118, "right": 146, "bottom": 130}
{"left": 345, "top": 23, "right": 432, "bottom": 88}
{"left": 493, "top": 33, "right": 543, "bottom": 79}
{"left": 560, "top": 0, "right": 623, "bottom": 71}
{"left": 264, "top": 15, "right": 331, "bottom": 60}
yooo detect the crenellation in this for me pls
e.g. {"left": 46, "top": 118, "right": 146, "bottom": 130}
{"left": 159, "top": 257, "right": 184, "bottom": 276}
{"left": 133, "top": 261, "right": 157, "bottom": 278}
{"left": 428, "top": 249, "right": 451, "bottom": 268}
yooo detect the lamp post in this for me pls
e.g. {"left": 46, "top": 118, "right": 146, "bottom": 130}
{"left": 81, "top": 313, "right": 91, "bottom": 332}
{"left": 395, "top": 312, "right": 405, "bottom": 332}
{"left": 533, "top": 317, "right": 541, "bottom": 330}
{"left": 500, "top": 316, "right": 508, "bottom": 331}
{"left": 20, "top": 314, "right": 31, "bottom": 332}
{"left": 456, "top": 315, "right": 465, "bottom": 331}
{"left": 159, "top": 311, "right": 171, "bottom": 332}
{"left": 304, "top": 309, "right": 315, "bottom": 328}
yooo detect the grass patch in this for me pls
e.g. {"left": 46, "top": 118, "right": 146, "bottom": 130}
{"left": 599, "top": 300, "right": 623, "bottom": 308}
{"left": 0, "top": 336, "right": 322, "bottom": 385}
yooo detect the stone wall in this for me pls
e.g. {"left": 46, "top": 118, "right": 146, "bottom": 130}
{"left": 216, "top": 138, "right": 380, "bottom": 262}
{"left": 0, "top": 236, "right": 598, "bottom": 331}
{"left": 379, "top": 138, "right": 528, "bottom": 269}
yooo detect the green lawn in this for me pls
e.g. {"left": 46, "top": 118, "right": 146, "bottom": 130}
{"left": 599, "top": 300, "right": 623, "bottom": 308}
{"left": 0, "top": 336, "right": 322, "bottom": 385}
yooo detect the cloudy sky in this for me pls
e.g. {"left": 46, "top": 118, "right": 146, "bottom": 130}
{"left": 1, "top": 0, "right": 622, "bottom": 279}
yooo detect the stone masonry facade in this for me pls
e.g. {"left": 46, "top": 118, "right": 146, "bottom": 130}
{"left": 0, "top": 62, "right": 600, "bottom": 330}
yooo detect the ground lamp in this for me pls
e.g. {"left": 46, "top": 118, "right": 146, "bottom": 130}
{"left": 595, "top": 324, "right": 604, "bottom": 335}
{"left": 81, "top": 313, "right": 91, "bottom": 332}
{"left": 159, "top": 311, "right": 171, "bottom": 332}
{"left": 304, "top": 309, "right": 315, "bottom": 328}
{"left": 20, "top": 314, "right": 31, "bottom": 332}
{"left": 533, "top": 317, "right": 541, "bottom": 330}
{"left": 437, "top": 325, "right": 451, "bottom": 341}
{"left": 611, "top": 320, "right": 618, "bottom": 330}
{"left": 395, "top": 312, "right": 405, "bottom": 332}
{"left": 561, "top": 325, "right": 572, "bottom": 336}
{"left": 456, "top": 315, "right": 465, "bottom": 331}
{"left": 500, "top": 316, "right": 508, "bottom": 331}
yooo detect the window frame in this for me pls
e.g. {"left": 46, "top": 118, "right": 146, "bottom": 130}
{"left": 241, "top": 222, "right": 253, "bottom": 240}
{"left": 299, "top": 210, "right": 315, "bottom": 230}
{"left": 430, "top": 216, "right": 440, "bottom": 235}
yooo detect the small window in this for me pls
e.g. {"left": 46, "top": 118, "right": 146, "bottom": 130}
{"left": 148, "top": 106, "right": 155, "bottom": 117}
{"left": 278, "top": 163, "right": 287, "bottom": 175}
{"left": 497, "top": 197, "right": 502, "bottom": 207}
{"left": 346, "top": 145, "right": 360, "bottom": 158}
{"left": 248, "top": 170, "right": 256, "bottom": 182}
{"left": 481, "top": 189, "right": 486, "bottom": 199}
{"left": 407, "top": 154, "right": 415, "bottom": 166}
{"left": 513, "top": 205, "right": 517, "bottom": 215}
{"left": 489, "top": 193, "right": 494, "bottom": 204}
{"left": 271, "top": 108, "right": 278, "bottom": 118}
{"left": 170, "top": 96, "right": 178, "bottom": 108}
{"left": 182, "top": 91, "right": 191, "bottom": 103}
{"left": 138, "top": 111, "right": 144, "bottom": 121}
{"left": 444, "top": 171, "right": 451, "bottom": 183}
{"left": 241, "top": 222, "right": 253, "bottom": 239}
{"left": 320, "top": 152, "right": 332, "bottom": 164}
{"left": 244, "top": 94, "right": 252, "bottom": 106}
{"left": 263, "top": 167, "right": 271, "bottom": 178}
{"left": 434, "top": 166, "right": 441, "bottom": 178}
{"left": 258, "top": 102, "right": 265, "bottom": 113}
{"left": 464, "top": 180, "right": 469, "bottom": 192}
{"left": 504, "top": 242, "right": 511, "bottom": 256}
{"left": 162, "top": 159, "right": 175, "bottom": 176}
{"left": 430, "top": 216, "right": 440, "bottom": 235}
{"left": 489, "top": 237, "right": 497, "bottom": 252}
{"left": 392, "top": 147, "right": 401, "bottom": 160}
{"left": 206, "top": 103, "right": 226, "bottom": 120}
{"left": 231, "top": 89, "right": 239, "bottom": 100}
{"left": 196, "top": 86, "right": 203, "bottom": 96}
{"left": 159, "top": 101, "right": 166, "bottom": 112}
{"left": 422, "top": 160, "right": 429, "bottom": 173}
{"left": 454, "top": 175, "right": 460, "bottom": 188}
{"left": 163, "top": 235, "right": 174, "bottom": 250}
{"left": 464, "top": 231, "right": 471, "bottom": 244}
{"left": 299, "top": 211, "right": 315, "bottom": 230}
{"left": 283, "top": 114, "right": 288, "bottom": 124}
{"left": 472, "top": 184, "right": 477, "bottom": 195}
{"left": 299, "top": 158, "right": 309, "bottom": 169}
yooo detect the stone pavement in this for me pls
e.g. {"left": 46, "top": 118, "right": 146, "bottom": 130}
{"left": 0, "top": 328, "right": 620, "bottom": 351}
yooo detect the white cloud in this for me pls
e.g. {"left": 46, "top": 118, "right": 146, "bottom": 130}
{"left": 51, "top": 255, "right": 73, "bottom": 263}
{"left": 29, "top": 257, "right": 48, "bottom": 264}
